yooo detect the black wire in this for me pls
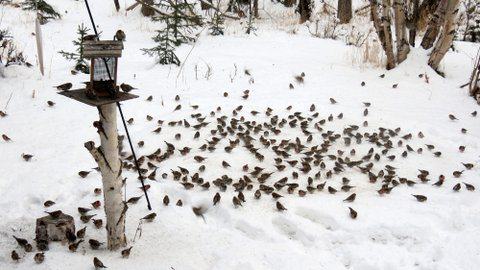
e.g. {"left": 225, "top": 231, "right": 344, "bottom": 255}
{"left": 84, "top": 0, "right": 152, "bottom": 210}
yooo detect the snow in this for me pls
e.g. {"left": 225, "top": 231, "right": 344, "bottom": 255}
{"left": 1, "top": 1, "right": 480, "bottom": 270}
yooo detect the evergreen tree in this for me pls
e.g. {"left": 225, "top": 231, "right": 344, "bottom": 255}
{"left": 22, "top": 0, "right": 61, "bottom": 25}
{"left": 142, "top": 23, "right": 181, "bottom": 66}
{"left": 58, "top": 23, "right": 91, "bottom": 74}
{"left": 209, "top": 4, "right": 225, "bottom": 36}
{"left": 143, "top": 0, "right": 203, "bottom": 65}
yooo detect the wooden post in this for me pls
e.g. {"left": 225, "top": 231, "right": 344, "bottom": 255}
{"left": 84, "top": 103, "right": 127, "bottom": 251}
{"left": 35, "top": 13, "right": 44, "bottom": 76}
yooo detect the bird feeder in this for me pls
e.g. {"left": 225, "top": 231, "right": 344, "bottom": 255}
{"left": 59, "top": 39, "right": 137, "bottom": 106}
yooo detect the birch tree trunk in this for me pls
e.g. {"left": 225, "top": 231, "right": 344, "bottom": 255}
{"left": 393, "top": 0, "right": 409, "bottom": 63}
{"left": 370, "top": 0, "right": 396, "bottom": 69}
{"left": 420, "top": 0, "right": 448, "bottom": 50}
{"left": 428, "top": 0, "right": 460, "bottom": 71}
{"left": 407, "top": 0, "right": 419, "bottom": 46}
{"left": 85, "top": 103, "right": 127, "bottom": 251}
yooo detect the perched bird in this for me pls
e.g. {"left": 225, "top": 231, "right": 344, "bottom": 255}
{"left": 127, "top": 196, "right": 142, "bottom": 204}
{"left": 176, "top": 199, "right": 183, "bottom": 206}
{"left": 78, "top": 171, "right": 91, "bottom": 178}
{"left": 11, "top": 250, "right": 20, "bottom": 262}
{"left": 412, "top": 194, "right": 427, "bottom": 202}
{"left": 121, "top": 247, "right": 133, "bottom": 258}
{"left": 68, "top": 240, "right": 84, "bottom": 252}
{"left": 141, "top": 212, "right": 157, "bottom": 222}
{"left": 45, "top": 210, "right": 62, "bottom": 219}
{"left": 88, "top": 239, "right": 103, "bottom": 250}
{"left": 213, "top": 193, "right": 221, "bottom": 205}
{"left": 329, "top": 98, "right": 337, "bottom": 104}
{"left": 163, "top": 195, "right": 170, "bottom": 206}
{"left": 453, "top": 183, "right": 461, "bottom": 191}
{"left": 463, "top": 182, "right": 475, "bottom": 191}
{"left": 80, "top": 214, "right": 96, "bottom": 223}
{"left": 348, "top": 207, "right": 357, "bottom": 219}
{"left": 55, "top": 83, "right": 72, "bottom": 91}
{"left": 343, "top": 193, "right": 356, "bottom": 202}
{"left": 22, "top": 153, "right": 33, "bottom": 161}
{"left": 289, "top": 83, "right": 294, "bottom": 89}
{"left": 13, "top": 236, "right": 29, "bottom": 248}
{"left": 47, "top": 101, "right": 55, "bottom": 107}
{"left": 276, "top": 201, "right": 287, "bottom": 211}
{"left": 0, "top": 111, "right": 7, "bottom": 117}
{"left": 448, "top": 114, "right": 458, "bottom": 121}
{"left": 2, "top": 134, "right": 11, "bottom": 141}
{"left": 76, "top": 226, "right": 86, "bottom": 238}
{"left": 361, "top": 81, "right": 365, "bottom": 86}
{"left": 232, "top": 196, "right": 242, "bottom": 207}
{"left": 471, "top": 111, "right": 477, "bottom": 117}
{"left": 34, "top": 252, "right": 44, "bottom": 264}
{"left": 115, "top": 29, "right": 126, "bottom": 41}
{"left": 392, "top": 84, "right": 398, "bottom": 88}
{"left": 120, "top": 83, "right": 135, "bottom": 93}
{"left": 93, "top": 257, "right": 107, "bottom": 269}
{"left": 43, "top": 200, "right": 55, "bottom": 207}
{"left": 379, "top": 74, "right": 385, "bottom": 78}
{"left": 222, "top": 161, "right": 231, "bottom": 168}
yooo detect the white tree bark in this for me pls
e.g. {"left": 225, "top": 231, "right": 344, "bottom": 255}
{"left": 85, "top": 103, "right": 126, "bottom": 251}
{"left": 393, "top": 0, "right": 410, "bottom": 63}
{"left": 428, "top": 0, "right": 460, "bottom": 71}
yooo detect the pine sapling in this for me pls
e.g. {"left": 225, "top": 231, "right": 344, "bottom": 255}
{"left": 58, "top": 23, "right": 91, "bottom": 74}
{"left": 22, "top": 0, "right": 61, "bottom": 25}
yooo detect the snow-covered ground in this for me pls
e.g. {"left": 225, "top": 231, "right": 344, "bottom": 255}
{"left": 1, "top": 1, "right": 480, "bottom": 270}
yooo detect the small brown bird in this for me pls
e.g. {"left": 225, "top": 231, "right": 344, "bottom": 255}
{"left": 78, "top": 207, "right": 92, "bottom": 215}
{"left": 222, "top": 161, "right": 231, "bottom": 168}
{"left": 55, "top": 83, "right": 72, "bottom": 91}
{"left": 348, "top": 207, "right": 357, "bottom": 219}
{"left": 93, "top": 257, "right": 107, "bottom": 269}
{"left": 2, "top": 134, "right": 11, "bottom": 141}
{"left": 11, "top": 250, "right": 20, "bottom": 262}
{"left": 34, "top": 252, "right": 44, "bottom": 264}
{"left": 47, "top": 100, "right": 55, "bottom": 107}
{"left": 78, "top": 171, "right": 91, "bottom": 178}
{"left": 13, "top": 236, "right": 29, "bottom": 248}
{"left": 448, "top": 114, "right": 458, "bottom": 121}
{"left": 115, "top": 29, "right": 126, "bottom": 41}
{"left": 233, "top": 196, "right": 242, "bottom": 207}
{"left": 379, "top": 74, "right": 385, "bottom": 78}
{"left": 329, "top": 98, "right": 337, "bottom": 104}
{"left": 471, "top": 111, "right": 477, "bottom": 117}
{"left": 127, "top": 196, "right": 142, "bottom": 204}
{"left": 43, "top": 200, "right": 55, "bottom": 207}
{"left": 80, "top": 214, "right": 96, "bottom": 223}
{"left": 141, "top": 212, "right": 157, "bottom": 222}
{"left": 22, "top": 153, "right": 33, "bottom": 161}
{"left": 120, "top": 83, "right": 135, "bottom": 92}
{"left": 146, "top": 95, "right": 153, "bottom": 101}
{"left": 213, "top": 193, "right": 221, "bottom": 205}
{"left": 45, "top": 210, "right": 62, "bottom": 219}
{"left": 289, "top": 83, "right": 294, "bottom": 89}
{"left": 361, "top": 81, "right": 365, "bottom": 86}
{"left": 76, "top": 226, "right": 86, "bottom": 238}
{"left": 463, "top": 182, "right": 475, "bottom": 191}
{"left": 91, "top": 200, "right": 101, "bottom": 209}
{"left": 163, "top": 195, "right": 170, "bottom": 206}
{"left": 68, "top": 240, "right": 84, "bottom": 252}
{"left": 343, "top": 193, "right": 356, "bottom": 202}
{"left": 392, "top": 84, "right": 398, "bottom": 88}
{"left": 173, "top": 104, "right": 182, "bottom": 111}
{"left": 88, "top": 239, "right": 103, "bottom": 250}
{"left": 93, "top": 219, "right": 103, "bottom": 229}
{"left": 453, "top": 170, "right": 464, "bottom": 178}
{"left": 276, "top": 201, "right": 287, "bottom": 211}
{"left": 121, "top": 247, "right": 133, "bottom": 258}
{"left": 176, "top": 199, "right": 183, "bottom": 206}
{"left": 0, "top": 111, "right": 7, "bottom": 117}
{"left": 412, "top": 194, "right": 427, "bottom": 202}
{"left": 453, "top": 183, "right": 461, "bottom": 191}
{"left": 462, "top": 163, "right": 474, "bottom": 170}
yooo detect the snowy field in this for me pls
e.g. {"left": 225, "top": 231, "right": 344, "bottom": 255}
{"left": 1, "top": 1, "right": 480, "bottom": 270}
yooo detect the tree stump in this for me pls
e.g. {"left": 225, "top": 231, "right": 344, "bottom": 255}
{"left": 337, "top": 0, "right": 352, "bottom": 24}
{"left": 141, "top": 0, "right": 155, "bottom": 17}
{"left": 35, "top": 213, "right": 75, "bottom": 251}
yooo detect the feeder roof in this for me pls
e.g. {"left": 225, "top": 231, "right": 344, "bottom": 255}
{"left": 83, "top": 40, "right": 124, "bottom": 59}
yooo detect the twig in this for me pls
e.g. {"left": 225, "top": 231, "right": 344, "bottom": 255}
{"left": 4, "top": 90, "right": 13, "bottom": 110}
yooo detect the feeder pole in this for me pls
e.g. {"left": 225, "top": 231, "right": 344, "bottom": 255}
{"left": 84, "top": 104, "right": 127, "bottom": 250}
